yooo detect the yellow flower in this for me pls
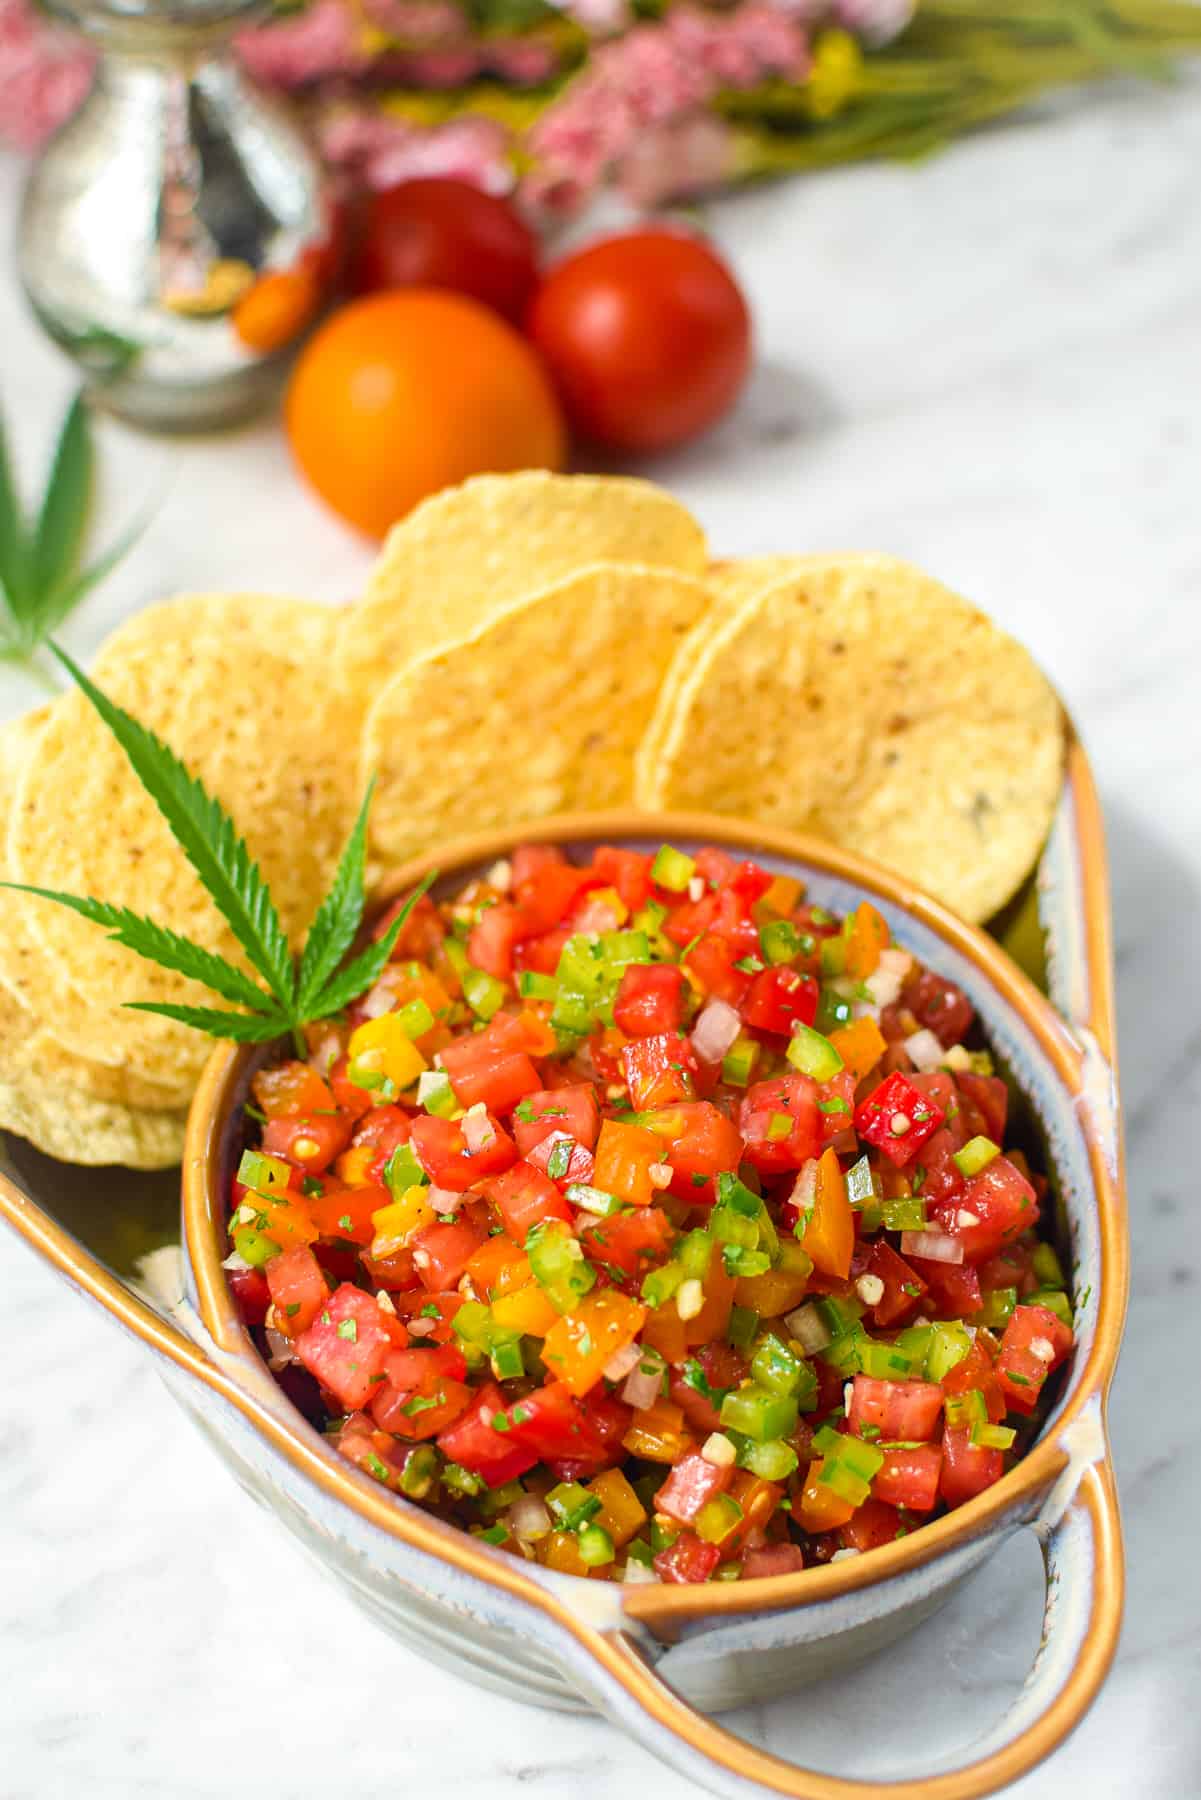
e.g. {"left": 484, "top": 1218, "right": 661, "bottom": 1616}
{"left": 805, "top": 30, "right": 864, "bottom": 120}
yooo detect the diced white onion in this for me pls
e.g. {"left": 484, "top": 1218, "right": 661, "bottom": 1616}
{"left": 690, "top": 997, "right": 742, "bottom": 1065}
{"left": 375, "top": 1289, "right": 396, "bottom": 1314}
{"left": 603, "top": 1342, "right": 642, "bottom": 1383}
{"left": 648, "top": 1163, "right": 673, "bottom": 1190}
{"left": 830, "top": 1547, "right": 861, "bottom": 1563}
{"left": 487, "top": 858, "right": 513, "bottom": 893}
{"left": 788, "top": 1160, "right": 819, "bottom": 1213}
{"left": 855, "top": 1274, "right": 885, "bottom": 1307}
{"left": 623, "top": 1347, "right": 666, "bottom": 1411}
{"left": 901, "top": 1229, "right": 964, "bottom": 1265}
{"left": 956, "top": 1209, "right": 981, "bottom": 1228}
{"left": 903, "top": 1028, "right": 945, "bottom": 1072}
{"left": 622, "top": 1560, "right": 660, "bottom": 1584}
{"left": 461, "top": 1104, "right": 494, "bottom": 1152}
{"left": 865, "top": 947, "right": 913, "bottom": 1009}
{"left": 265, "top": 1326, "right": 298, "bottom": 1371}
{"left": 1030, "top": 1336, "right": 1056, "bottom": 1364}
{"left": 221, "top": 1249, "right": 252, "bottom": 1272}
{"left": 428, "top": 1185, "right": 461, "bottom": 1215}
{"left": 360, "top": 977, "right": 399, "bottom": 1020}
{"left": 573, "top": 1210, "right": 607, "bottom": 1233}
{"left": 676, "top": 1279, "right": 704, "bottom": 1321}
{"left": 942, "top": 1044, "right": 972, "bottom": 1072}
{"left": 407, "top": 1317, "right": 437, "bottom": 1337}
{"left": 702, "top": 1432, "right": 737, "bottom": 1468}
{"left": 688, "top": 876, "right": 706, "bottom": 902}
{"left": 784, "top": 1301, "right": 831, "bottom": 1353}
{"left": 506, "top": 1495, "right": 551, "bottom": 1541}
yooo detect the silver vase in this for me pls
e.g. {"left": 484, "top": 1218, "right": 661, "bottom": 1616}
{"left": 18, "top": 0, "right": 339, "bottom": 430}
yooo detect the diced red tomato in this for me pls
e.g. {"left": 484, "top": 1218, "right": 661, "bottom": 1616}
{"left": 873, "top": 1442, "right": 943, "bottom": 1512}
{"left": 653, "top": 1531, "right": 722, "bottom": 1585}
{"left": 294, "top": 1283, "right": 394, "bottom": 1411}
{"left": 640, "top": 1100, "right": 742, "bottom": 1204}
{"left": 266, "top": 1244, "right": 329, "bottom": 1337}
{"left": 390, "top": 1289, "right": 462, "bottom": 1343}
{"left": 613, "top": 963, "right": 685, "bottom": 1038}
{"left": 513, "top": 927, "right": 571, "bottom": 976}
{"left": 741, "top": 1542, "right": 806, "bottom": 1578}
{"left": 941, "top": 1339, "right": 1007, "bottom": 1423}
{"left": 940, "top": 1427, "right": 1003, "bottom": 1508}
{"left": 526, "top": 1130, "right": 595, "bottom": 1188}
{"left": 435, "top": 1380, "right": 539, "bottom": 1485}
{"left": 903, "top": 968, "right": 973, "bottom": 1047}
{"left": 329, "top": 1055, "right": 376, "bottom": 1122}
{"left": 502, "top": 1380, "right": 605, "bottom": 1469}
{"left": 581, "top": 1205, "right": 675, "bottom": 1281}
{"left": 996, "top": 1304, "right": 1072, "bottom": 1415}
{"left": 863, "top": 1240, "right": 927, "bottom": 1328}
{"left": 371, "top": 1342, "right": 472, "bottom": 1439}
{"left": 439, "top": 1030, "right": 541, "bottom": 1114}
{"left": 262, "top": 1111, "right": 352, "bottom": 1174}
{"left": 621, "top": 1031, "right": 699, "bottom": 1110}
{"left": 511, "top": 843, "right": 567, "bottom": 887}
{"left": 411, "top": 1215, "right": 489, "bottom": 1290}
{"left": 912, "top": 1259, "right": 983, "bottom": 1317}
{"left": 486, "top": 1161, "right": 573, "bottom": 1240}
{"left": 655, "top": 1450, "right": 732, "bottom": 1524}
{"left": 854, "top": 1071, "right": 946, "bottom": 1168}
{"left": 227, "top": 1265, "right": 270, "bottom": 1326}
{"left": 669, "top": 1343, "right": 748, "bottom": 1434}
{"left": 514, "top": 861, "right": 596, "bottom": 932}
{"left": 932, "top": 1155, "right": 1039, "bottom": 1264}
{"left": 467, "top": 902, "right": 532, "bottom": 979}
{"left": 839, "top": 1498, "right": 903, "bottom": 1553}
{"left": 680, "top": 931, "right": 751, "bottom": 1006}
{"left": 956, "top": 1071, "right": 1008, "bottom": 1143}
{"left": 592, "top": 846, "right": 653, "bottom": 913}
{"left": 849, "top": 1376, "right": 944, "bottom": 1443}
{"left": 409, "top": 1113, "right": 516, "bottom": 1191}
{"left": 739, "top": 966, "right": 818, "bottom": 1037}
{"left": 306, "top": 1181, "right": 387, "bottom": 1246}
{"left": 739, "top": 1073, "right": 820, "bottom": 1173}
{"left": 512, "top": 1085, "right": 600, "bottom": 1156}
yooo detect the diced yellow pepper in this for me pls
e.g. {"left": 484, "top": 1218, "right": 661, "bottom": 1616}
{"left": 369, "top": 1186, "right": 436, "bottom": 1257}
{"left": 334, "top": 1144, "right": 377, "bottom": 1187}
{"left": 587, "top": 886, "right": 628, "bottom": 926}
{"left": 757, "top": 873, "right": 803, "bottom": 919}
{"left": 588, "top": 1469, "right": 647, "bottom": 1548}
{"left": 542, "top": 1288, "right": 647, "bottom": 1396}
{"left": 621, "top": 1397, "right": 692, "bottom": 1464}
{"left": 491, "top": 1283, "right": 560, "bottom": 1338}
{"left": 347, "top": 1013, "right": 428, "bottom": 1091}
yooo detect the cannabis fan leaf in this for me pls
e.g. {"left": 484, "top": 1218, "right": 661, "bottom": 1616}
{"left": 4, "top": 644, "right": 434, "bottom": 1049}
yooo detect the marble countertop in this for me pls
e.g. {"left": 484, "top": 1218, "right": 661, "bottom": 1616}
{"left": 2, "top": 70, "right": 1200, "bottom": 1800}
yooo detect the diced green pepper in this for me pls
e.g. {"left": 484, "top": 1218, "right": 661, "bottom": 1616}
{"left": 1032, "top": 1242, "right": 1067, "bottom": 1289}
{"left": 751, "top": 1334, "right": 806, "bottom": 1396}
{"left": 760, "top": 919, "right": 803, "bottom": 965}
{"left": 785, "top": 1022, "right": 844, "bottom": 1082}
{"left": 546, "top": 1481, "right": 602, "bottom": 1530}
{"left": 416, "top": 1070, "right": 459, "bottom": 1118}
{"left": 382, "top": 1143, "right": 430, "bottom": 1197}
{"left": 953, "top": 1135, "right": 1000, "bottom": 1178}
{"left": 858, "top": 1338, "right": 920, "bottom": 1380}
{"left": 1029, "top": 1286, "right": 1074, "bottom": 1328}
{"left": 971, "top": 1421, "right": 1017, "bottom": 1450}
{"left": 726, "top": 1305, "right": 760, "bottom": 1351}
{"left": 719, "top": 1383, "right": 799, "bottom": 1442}
{"left": 564, "top": 1183, "right": 623, "bottom": 1216}
{"left": 236, "top": 1149, "right": 292, "bottom": 1195}
{"left": 461, "top": 966, "right": 507, "bottom": 1021}
{"left": 232, "top": 1226, "right": 279, "bottom": 1267}
{"left": 577, "top": 1524, "right": 616, "bottom": 1566}
{"left": 695, "top": 1494, "right": 744, "bottom": 1545}
{"left": 398, "top": 1444, "right": 439, "bottom": 1500}
{"left": 678, "top": 1228, "right": 714, "bottom": 1281}
{"left": 738, "top": 1436, "right": 799, "bottom": 1481}
{"left": 926, "top": 1320, "right": 974, "bottom": 1382}
{"left": 721, "top": 1036, "right": 760, "bottom": 1088}
{"left": 881, "top": 1196, "right": 927, "bottom": 1232}
{"left": 651, "top": 844, "right": 696, "bottom": 892}
{"left": 641, "top": 1260, "right": 685, "bottom": 1309}
{"left": 517, "top": 970, "right": 558, "bottom": 1001}
{"left": 977, "top": 1285, "right": 1018, "bottom": 1329}
{"left": 396, "top": 997, "right": 436, "bottom": 1040}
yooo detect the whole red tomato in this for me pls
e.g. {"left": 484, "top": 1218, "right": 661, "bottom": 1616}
{"left": 351, "top": 178, "right": 540, "bottom": 324}
{"left": 527, "top": 229, "right": 751, "bottom": 454}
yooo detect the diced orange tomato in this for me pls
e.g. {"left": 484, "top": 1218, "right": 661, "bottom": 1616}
{"left": 238, "top": 1190, "right": 318, "bottom": 1249}
{"left": 621, "top": 1396, "right": 692, "bottom": 1463}
{"left": 802, "top": 1146, "right": 855, "bottom": 1279}
{"left": 252, "top": 1061, "right": 335, "bottom": 1119}
{"left": 844, "top": 902, "right": 890, "bottom": 979}
{"left": 588, "top": 1468, "right": 647, "bottom": 1547}
{"left": 592, "top": 1118, "right": 666, "bottom": 1206}
{"left": 334, "top": 1144, "right": 378, "bottom": 1187}
{"left": 307, "top": 1181, "right": 387, "bottom": 1246}
{"left": 540, "top": 1530, "right": 593, "bottom": 1575}
{"left": 542, "top": 1289, "right": 647, "bottom": 1396}
{"left": 796, "top": 1457, "right": 857, "bottom": 1531}
{"left": 640, "top": 1300, "right": 690, "bottom": 1365}
{"left": 829, "top": 1016, "right": 888, "bottom": 1081}
{"left": 465, "top": 1235, "right": 531, "bottom": 1296}
{"left": 683, "top": 1256, "right": 736, "bottom": 1346}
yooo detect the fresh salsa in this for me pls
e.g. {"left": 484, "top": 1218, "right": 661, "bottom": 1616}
{"left": 225, "top": 842, "right": 1074, "bottom": 1585}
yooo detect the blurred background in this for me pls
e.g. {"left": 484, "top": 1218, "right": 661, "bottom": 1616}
{"left": 1, "top": 2, "right": 1200, "bottom": 1795}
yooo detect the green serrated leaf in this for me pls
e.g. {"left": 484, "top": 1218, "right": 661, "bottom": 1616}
{"left": 0, "top": 403, "right": 30, "bottom": 624}
{"left": 123, "top": 1001, "right": 292, "bottom": 1043}
{"left": 295, "top": 779, "right": 373, "bottom": 1015}
{"left": 39, "top": 498, "right": 154, "bottom": 638}
{"left": 304, "top": 877, "right": 434, "bottom": 1020}
{"left": 49, "top": 642, "right": 298, "bottom": 1011}
{"left": 31, "top": 392, "right": 91, "bottom": 620}
{"left": 0, "top": 883, "right": 274, "bottom": 1012}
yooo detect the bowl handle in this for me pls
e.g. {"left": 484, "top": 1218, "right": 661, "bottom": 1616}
{"left": 582, "top": 1456, "right": 1122, "bottom": 1800}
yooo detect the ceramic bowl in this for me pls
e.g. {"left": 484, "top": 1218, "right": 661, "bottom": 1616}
{"left": 0, "top": 730, "right": 1126, "bottom": 1800}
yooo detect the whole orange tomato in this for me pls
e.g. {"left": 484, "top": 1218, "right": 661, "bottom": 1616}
{"left": 285, "top": 289, "right": 567, "bottom": 538}
{"left": 527, "top": 229, "right": 751, "bottom": 454}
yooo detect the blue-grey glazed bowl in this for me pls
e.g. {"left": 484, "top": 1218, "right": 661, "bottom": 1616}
{"left": 0, "top": 738, "right": 1126, "bottom": 1800}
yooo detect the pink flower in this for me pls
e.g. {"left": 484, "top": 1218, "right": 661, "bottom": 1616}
{"left": 617, "top": 111, "right": 733, "bottom": 206}
{"left": 318, "top": 103, "right": 513, "bottom": 195}
{"left": 235, "top": 0, "right": 366, "bottom": 88}
{"left": 0, "top": 0, "right": 93, "bottom": 149}
{"left": 829, "top": 0, "right": 912, "bottom": 45}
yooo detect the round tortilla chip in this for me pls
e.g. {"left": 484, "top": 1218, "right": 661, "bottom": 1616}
{"left": 340, "top": 472, "right": 708, "bottom": 700}
{"left": 362, "top": 561, "right": 711, "bottom": 866}
{"left": 0, "top": 714, "right": 190, "bottom": 1109}
{"left": 0, "top": 1062, "right": 186, "bottom": 1168}
{"left": 637, "top": 554, "right": 1064, "bottom": 923}
{"left": 7, "top": 638, "right": 359, "bottom": 1086}
{"left": 93, "top": 592, "right": 343, "bottom": 683}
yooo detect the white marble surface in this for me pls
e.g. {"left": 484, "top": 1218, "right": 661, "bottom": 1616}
{"left": 2, "top": 71, "right": 1201, "bottom": 1799}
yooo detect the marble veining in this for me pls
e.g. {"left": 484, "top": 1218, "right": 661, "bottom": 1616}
{"left": 2, "top": 68, "right": 1201, "bottom": 1798}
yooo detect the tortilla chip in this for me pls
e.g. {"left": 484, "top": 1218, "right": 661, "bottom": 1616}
{"left": 361, "top": 562, "right": 711, "bottom": 866}
{"left": 93, "top": 592, "right": 343, "bottom": 683}
{"left": 340, "top": 472, "right": 708, "bottom": 699}
{"left": 0, "top": 714, "right": 190, "bottom": 1109}
{"left": 0, "top": 1058, "right": 186, "bottom": 1167}
{"left": 637, "top": 554, "right": 1064, "bottom": 923}
{"left": 7, "top": 638, "right": 358, "bottom": 1087}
